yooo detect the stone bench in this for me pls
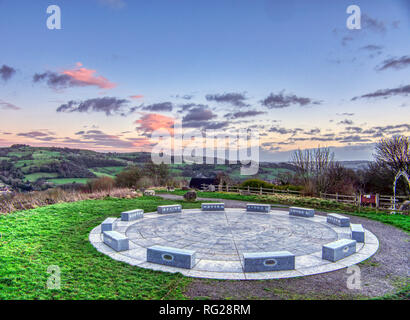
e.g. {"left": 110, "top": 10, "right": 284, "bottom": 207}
{"left": 101, "top": 217, "right": 116, "bottom": 232}
{"left": 144, "top": 190, "right": 156, "bottom": 196}
{"left": 201, "top": 203, "right": 225, "bottom": 211}
{"left": 327, "top": 213, "right": 350, "bottom": 227}
{"left": 322, "top": 239, "right": 356, "bottom": 262}
{"left": 246, "top": 204, "right": 271, "bottom": 213}
{"left": 103, "top": 231, "right": 129, "bottom": 252}
{"left": 157, "top": 204, "right": 182, "bottom": 214}
{"left": 147, "top": 245, "right": 196, "bottom": 269}
{"left": 350, "top": 224, "right": 365, "bottom": 243}
{"left": 289, "top": 207, "right": 315, "bottom": 217}
{"left": 243, "top": 251, "right": 295, "bottom": 272}
{"left": 121, "top": 209, "right": 144, "bottom": 221}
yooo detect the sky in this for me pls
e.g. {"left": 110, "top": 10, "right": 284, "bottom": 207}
{"left": 0, "top": 0, "right": 409, "bottom": 161}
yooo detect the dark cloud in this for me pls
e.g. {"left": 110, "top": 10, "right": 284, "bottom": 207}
{"left": 268, "top": 126, "right": 302, "bottom": 135}
{"left": 360, "top": 45, "right": 384, "bottom": 52}
{"left": 183, "top": 121, "right": 229, "bottom": 130}
{"left": 141, "top": 102, "right": 173, "bottom": 112}
{"left": 362, "top": 14, "right": 386, "bottom": 34}
{"left": 352, "top": 85, "right": 410, "bottom": 100}
{"left": 225, "top": 110, "right": 266, "bottom": 119}
{"left": 0, "top": 100, "right": 20, "bottom": 110}
{"left": 33, "top": 71, "right": 79, "bottom": 89}
{"left": 338, "top": 119, "right": 354, "bottom": 125}
{"left": 336, "top": 112, "right": 355, "bottom": 116}
{"left": 376, "top": 56, "right": 410, "bottom": 71}
{"left": 17, "top": 131, "right": 49, "bottom": 138}
{"left": 0, "top": 65, "right": 16, "bottom": 81}
{"left": 205, "top": 92, "right": 249, "bottom": 107}
{"left": 182, "top": 106, "right": 217, "bottom": 122}
{"left": 57, "top": 97, "right": 132, "bottom": 116}
{"left": 261, "top": 91, "right": 321, "bottom": 109}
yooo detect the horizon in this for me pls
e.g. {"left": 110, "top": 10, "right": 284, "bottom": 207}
{"left": 1, "top": 0, "right": 409, "bottom": 162}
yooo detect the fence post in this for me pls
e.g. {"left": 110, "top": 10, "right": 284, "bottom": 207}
{"left": 376, "top": 193, "right": 380, "bottom": 209}
{"left": 260, "top": 186, "right": 262, "bottom": 195}
{"left": 247, "top": 186, "right": 250, "bottom": 193}
{"left": 226, "top": 184, "right": 229, "bottom": 192}
{"left": 336, "top": 193, "right": 339, "bottom": 202}
{"left": 358, "top": 193, "right": 362, "bottom": 207}
{"left": 218, "top": 184, "right": 222, "bottom": 192}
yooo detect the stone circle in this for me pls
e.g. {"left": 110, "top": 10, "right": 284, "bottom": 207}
{"left": 89, "top": 208, "right": 379, "bottom": 280}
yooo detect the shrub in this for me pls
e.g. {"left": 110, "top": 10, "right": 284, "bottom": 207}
{"left": 115, "top": 166, "right": 142, "bottom": 188}
{"left": 86, "top": 177, "right": 115, "bottom": 193}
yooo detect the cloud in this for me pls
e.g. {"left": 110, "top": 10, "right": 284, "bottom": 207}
{"left": 225, "top": 110, "right": 266, "bottom": 119}
{"left": 183, "top": 121, "right": 229, "bottom": 130}
{"left": 56, "top": 97, "right": 132, "bottom": 116}
{"left": 360, "top": 45, "right": 384, "bottom": 52}
{"left": 268, "top": 126, "right": 302, "bottom": 135}
{"left": 362, "top": 14, "right": 386, "bottom": 34}
{"left": 338, "top": 119, "right": 354, "bottom": 125}
{"left": 141, "top": 102, "right": 173, "bottom": 112}
{"left": 34, "top": 63, "right": 116, "bottom": 89}
{"left": 130, "top": 95, "right": 144, "bottom": 99}
{"left": 17, "top": 131, "right": 49, "bottom": 138}
{"left": 135, "top": 113, "right": 175, "bottom": 134}
{"left": 376, "top": 56, "right": 410, "bottom": 71}
{"left": 0, "top": 65, "right": 16, "bottom": 81}
{"left": 352, "top": 85, "right": 410, "bottom": 100}
{"left": 0, "top": 100, "right": 20, "bottom": 110}
{"left": 205, "top": 92, "right": 249, "bottom": 107}
{"left": 260, "top": 91, "right": 321, "bottom": 109}
{"left": 182, "top": 106, "right": 217, "bottom": 122}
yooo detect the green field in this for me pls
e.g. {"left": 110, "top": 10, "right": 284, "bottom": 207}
{"left": 49, "top": 178, "right": 90, "bottom": 185}
{"left": 0, "top": 197, "right": 199, "bottom": 299}
{"left": 25, "top": 172, "right": 59, "bottom": 182}
{"left": 90, "top": 166, "right": 125, "bottom": 178}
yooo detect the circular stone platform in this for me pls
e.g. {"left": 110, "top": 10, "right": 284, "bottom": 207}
{"left": 89, "top": 208, "right": 379, "bottom": 280}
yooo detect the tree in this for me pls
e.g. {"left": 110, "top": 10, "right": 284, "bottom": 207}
{"left": 290, "top": 147, "right": 335, "bottom": 195}
{"left": 374, "top": 136, "right": 410, "bottom": 173}
{"left": 115, "top": 166, "right": 142, "bottom": 188}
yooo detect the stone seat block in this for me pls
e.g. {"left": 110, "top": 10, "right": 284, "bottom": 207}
{"left": 246, "top": 204, "right": 271, "bottom": 213}
{"left": 157, "top": 204, "right": 182, "bottom": 214}
{"left": 327, "top": 213, "right": 350, "bottom": 227}
{"left": 103, "top": 231, "right": 129, "bottom": 252}
{"left": 201, "top": 203, "right": 225, "bottom": 211}
{"left": 350, "top": 224, "right": 365, "bottom": 243}
{"left": 147, "top": 245, "right": 196, "bottom": 269}
{"left": 121, "top": 209, "right": 144, "bottom": 221}
{"left": 289, "top": 207, "right": 315, "bottom": 217}
{"left": 322, "top": 239, "right": 356, "bottom": 262}
{"left": 101, "top": 217, "right": 116, "bottom": 232}
{"left": 243, "top": 251, "right": 295, "bottom": 272}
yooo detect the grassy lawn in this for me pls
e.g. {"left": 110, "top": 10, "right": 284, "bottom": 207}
{"left": 24, "top": 172, "right": 59, "bottom": 182}
{"left": 158, "top": 190, "right": 410, "bottom": 233}
{"left": 0, "top": 196, "right": 201, "bottom": 300}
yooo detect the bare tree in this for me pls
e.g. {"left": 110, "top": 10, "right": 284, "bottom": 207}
{"left": 291, "top": 147, "right": 335, "bottom": 194}
{"left": 374, "top": 136, "right": 410, "bottom": 173}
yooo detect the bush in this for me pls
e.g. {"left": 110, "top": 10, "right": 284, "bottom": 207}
{"left": 240, "top": 179, "right": 303, "bottom": 191}
{"left": 115, "top": 166, "right": 142, "bottom": 188}
{"left": 86, "top": 177, "right": 115, "bottom": 193}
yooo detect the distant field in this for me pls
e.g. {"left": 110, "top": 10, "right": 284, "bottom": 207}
{"left": 24, "top": 172, "right": 59, "bottom": 182}
{"left": 90, "top": 166, "right": 125, "bottom": 178}
{"left": 49, "top": 178, "right": 90, "bottom": 185}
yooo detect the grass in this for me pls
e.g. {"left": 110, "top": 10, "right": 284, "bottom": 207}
{"left": 90, "top": 166, "right": 125, "bottom": 178}
{"left": 49, "top": 178, "right": 90, "bottom": 185}
{"left": 0, "top": 196, "right": 201, "bottom": 299}
{"left": 24, "top": 172, "right": 59, "bottom": 182}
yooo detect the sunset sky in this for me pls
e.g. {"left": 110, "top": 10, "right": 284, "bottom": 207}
{"left": 0, "top": 0, "right": 409, "bottom": 161}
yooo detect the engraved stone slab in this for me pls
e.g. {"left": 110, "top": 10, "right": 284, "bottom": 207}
{"left": 322, "top": 239, "right": 356, "bottom": 262}
{"left": 121, "top": 209, "right": 144, "bottom": 221}
{"left": 350, "top": 224, "right": 365, "bottom": 243}
{"left": 289, "top": 207, "right": 315, "bottom": 217}
{"left": 101, "top": 217, "right": 116, "bottom": 232}
{"left": 243, "top": 251, "right": 295, "bottom": 272}
{"left": 147, "top": 245, "right": 196, "bottom": 269}
{"left": 201, "top": 203, "right": 225, "bottom": 211}
{"left": 327, "top": 213, "right": 350, "bottom": 227}
{"left": 246, "top": 204, "right": 271, "bottom": 213}
{"left": 157, "top": 204, "right": 182, "bottom": 214}
{"left": 103, "top": 231, "right": 129, "bottom": 252}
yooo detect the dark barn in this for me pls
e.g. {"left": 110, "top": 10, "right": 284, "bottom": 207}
{"left": 189, "top": 178, "right": 218, "bottom": 190}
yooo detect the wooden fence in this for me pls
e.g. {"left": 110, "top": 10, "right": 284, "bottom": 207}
{"left": 200, "top": 184, "right": 408, "bottom": 210}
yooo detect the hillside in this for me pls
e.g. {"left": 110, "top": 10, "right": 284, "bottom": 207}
{"left": 0, "top": 145, "right": 297, "bottom": 192}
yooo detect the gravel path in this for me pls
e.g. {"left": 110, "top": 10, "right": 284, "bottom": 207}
{"left": 158, "top": 194, "right": 410, "bottom": 299}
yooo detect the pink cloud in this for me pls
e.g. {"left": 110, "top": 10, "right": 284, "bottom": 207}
{"left": 130, "top": 95, "right": 144, "bottom": 99}
{"left": 135, "top": 113, "right": 175, "bottom": 134}
{"left": 62, "top": 63, "right": 116, "bottom": 89}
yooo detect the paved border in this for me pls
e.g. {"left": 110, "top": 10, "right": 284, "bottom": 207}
{"left": 89, "top": 209, "right": 379, "bottom": 280}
